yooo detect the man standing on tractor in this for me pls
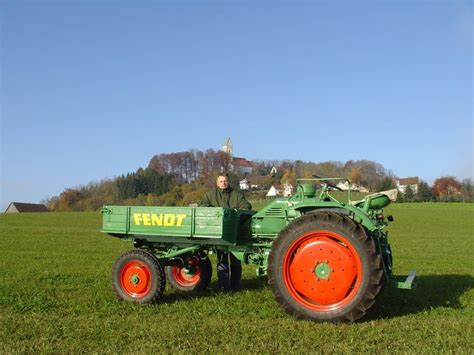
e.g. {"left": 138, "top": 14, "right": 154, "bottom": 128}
{"left": 199, "top": 174, "right": 252, "bottom": 291}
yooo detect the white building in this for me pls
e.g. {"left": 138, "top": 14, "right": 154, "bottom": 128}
{"left": 266, "top": 185, "right": 281, "bottom": 197}
{"left": 283, "top": 182, "right": 294, "bottom": 196}
{"left": 396, "top": 177, "right": 419, "bottom": 194}
{"left": 239, "top": 179, "right": 250, "bottom": 190}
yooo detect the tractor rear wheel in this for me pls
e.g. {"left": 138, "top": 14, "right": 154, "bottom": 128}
{"left": 268, "top": 211, "right": 383, "bottom": 322}
{"left": 165, "top": 255, "right": 212, "bottom": 292}
{"left": 112, "top": 249, "right": 166, "bottom": 304}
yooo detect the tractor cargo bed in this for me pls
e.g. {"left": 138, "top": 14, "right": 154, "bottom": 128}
{"left": 101, "top": 205, "right": 254, "bottom": 244}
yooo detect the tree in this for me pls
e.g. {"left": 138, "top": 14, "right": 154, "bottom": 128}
{"left": 354, "top": 160, "right": 387, "bottom": 191}
{"left": 182, "top": 187, "right": 208, "bottom": 206}
{"left": 116, "top": 169, "right": 173, "bottom": 200}
{"left": 58, "top": 188, "right": 83, "bottom": 211}
{"left": 146, "top": 193, "right": 160, "bottom": 206}
{"left": 281, "top": 168, "right": 297, "bottom": 186}
{"left": 376, "top": 176, "right": 395, "bottom": 192}
{"left": 460, "top": 179, "right": 474, "bottom": 202}
{"left": 253, "top": 161, "right": 272, "bottom": 176}
{"left": 227, "top": 171, "right": 240, "bottom": 189}
{"left": 44, "top": 196, "right": 60, "bottom": 211}
{"left": 403, "top": 185, "right": 415, "bottom": 202}
{"left": 157, "top": 186, "right": 184, "bottom": 206}
{"left": 431, "top": 176, "right": 461, "bottom": 200}
{"left": 313, "top": 161, "right": 344, "bottom": 179}
{"left": 217, "top": 151, "right": 232, "bottom": 174}
{"left": 344, "top": 160, "right": 355, "bottom": 171}
{"left": 347, "top": 167, "right": 362, "bottom": 185}
{"left": 416, "top": 180, "right": 434, "bottom": 202}
{"left": 396, "top": 189, "right": 404, "bottom": 203}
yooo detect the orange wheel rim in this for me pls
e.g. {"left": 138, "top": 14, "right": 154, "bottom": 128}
{"left": 282, "top": 230, "right": 362, "bottom": 311}
{"left": 171, "top": 259, "right": 201, "bottom": 287}
{"left": 120, "top": 260, "right": 152, "bottom": 298}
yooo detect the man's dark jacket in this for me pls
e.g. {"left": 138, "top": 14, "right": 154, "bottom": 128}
{"left": 199, "top": 187, "right": 252, "bottom": 210}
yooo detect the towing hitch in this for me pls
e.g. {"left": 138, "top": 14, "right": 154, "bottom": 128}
{"left": 390, "top": 270, "right": 417, "bottom": 289}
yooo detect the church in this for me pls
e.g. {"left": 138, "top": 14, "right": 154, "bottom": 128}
{"left": 221, "top": 137, "right": 253, "bottom": 175}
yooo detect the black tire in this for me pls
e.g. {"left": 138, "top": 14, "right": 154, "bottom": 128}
{"left": 112, "top": 249, "right": 166, "bottom": 304}
{"left": 165, "top": 255, "right": 212, "bottom": 292}
{"left": 268, "top": 211, "right": 383, "bottom": 322}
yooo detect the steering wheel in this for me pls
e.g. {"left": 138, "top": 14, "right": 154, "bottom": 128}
{"left": 312, "top": 175, "right": 344, "bottom": 191}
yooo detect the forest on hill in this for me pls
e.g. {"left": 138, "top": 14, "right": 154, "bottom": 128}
{"left": 44, "top": 148, "right": 473, "bottom": 211}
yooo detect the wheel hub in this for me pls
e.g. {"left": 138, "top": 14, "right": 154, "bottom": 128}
{"left": 183, "top": 267, "right": 196, "bottom": 276}
{"left": 130, "top": 274, "right": 140, "bottom": 284}
{"left": 314, "top": 261, "right": 332, "bottom": 280}
{"left": 172, "top": 259, "right": 201, "bottom": 286}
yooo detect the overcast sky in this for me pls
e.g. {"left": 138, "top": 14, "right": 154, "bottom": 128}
{"left": 1, "top": 0, "right": 472, "bottom": 210}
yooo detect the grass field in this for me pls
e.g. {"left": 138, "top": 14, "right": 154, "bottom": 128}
{"left": 1, "top": 203, "right": 473, "bottom": 353}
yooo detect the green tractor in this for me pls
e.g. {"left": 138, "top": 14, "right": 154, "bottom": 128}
{"left": 101, "top": 177, "right": 415, "bottom": 323}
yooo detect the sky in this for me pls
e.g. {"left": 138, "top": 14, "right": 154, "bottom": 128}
{"left": 1, "top": 0, "right": 472, "bottom": 210}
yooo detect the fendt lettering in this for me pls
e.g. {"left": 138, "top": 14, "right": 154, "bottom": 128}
{"left": 133, "top": 213, "right": 186, "bottom": 227}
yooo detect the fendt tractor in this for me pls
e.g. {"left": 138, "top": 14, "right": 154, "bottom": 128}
{"left": 101, "top": 177, "right": 416, "bottom": 322}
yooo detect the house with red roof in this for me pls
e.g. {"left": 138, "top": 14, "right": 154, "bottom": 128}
{"left": 232, "top": 156, "right": 253, "bottom": 175}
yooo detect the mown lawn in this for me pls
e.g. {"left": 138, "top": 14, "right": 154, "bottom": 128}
{"left": 0, "top": 203, "right": 472, "bottom": 353}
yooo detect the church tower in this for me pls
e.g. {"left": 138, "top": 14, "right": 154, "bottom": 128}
{"left": 222, "top": 137, "right": 233, "bottom": 157}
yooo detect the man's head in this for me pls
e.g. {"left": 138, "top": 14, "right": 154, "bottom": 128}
{"left": 216, "top": 175, "right": 229, "bottom": 190}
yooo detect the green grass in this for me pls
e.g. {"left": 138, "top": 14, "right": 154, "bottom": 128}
{"left": 1, "top": 203, "right": 473, "bottom": 352}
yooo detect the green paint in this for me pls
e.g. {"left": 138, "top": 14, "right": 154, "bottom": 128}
{"left": 315, "top": 261, "right": 331, "bottom": 280}
{"left": 130, "top": 275, "right": 139, "bottom": 284}
{"left": 183, "top": 268, "right": 195, "bottom": 276}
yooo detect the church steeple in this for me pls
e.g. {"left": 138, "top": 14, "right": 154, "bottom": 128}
{"left": 222, "top": 137, "right": 233, "bottom": 157}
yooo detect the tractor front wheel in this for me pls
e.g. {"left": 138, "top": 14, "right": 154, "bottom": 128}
{"left": 112, "top": 249, "right": 166, "bottom": 304}
{"left": 268, "top": 211, "right": 383, "bottom": 322}
{"left": 165, "top": 255, "right": 212, "bottom": 292}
